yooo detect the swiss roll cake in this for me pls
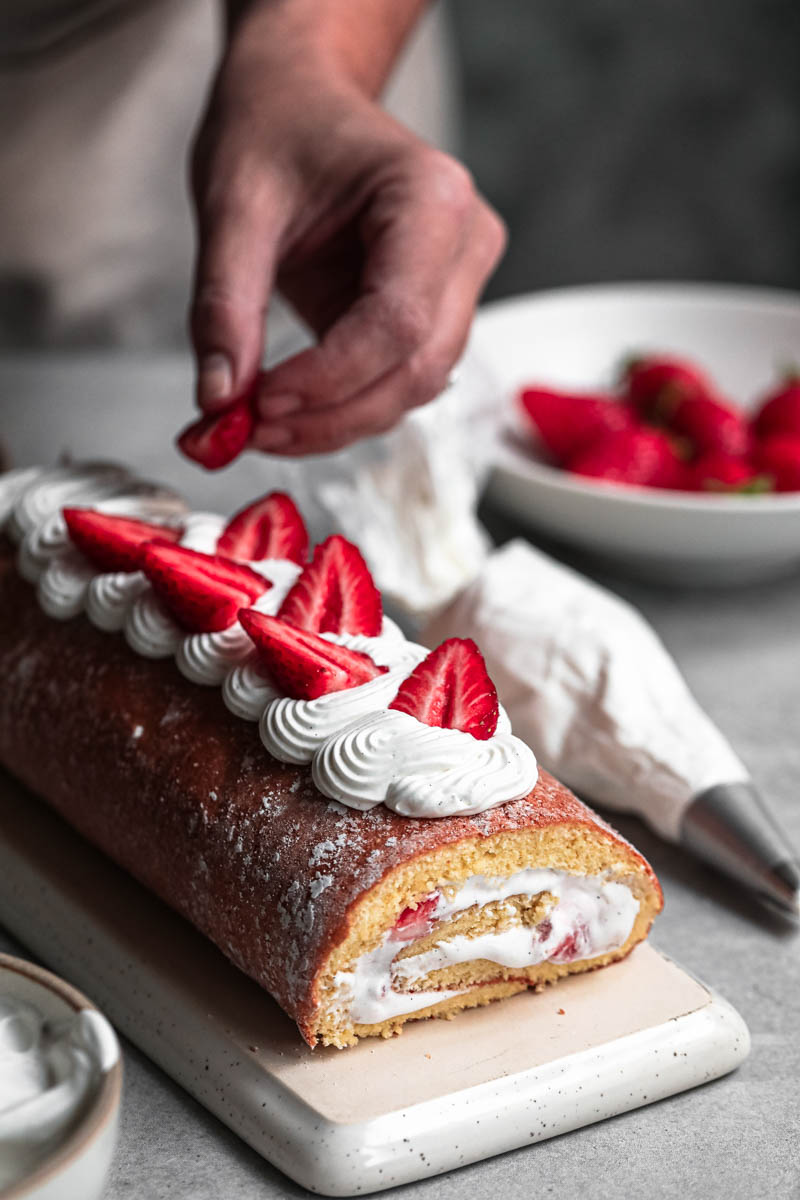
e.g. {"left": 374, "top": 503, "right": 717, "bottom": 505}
{"left": 0, "top": 464, "right": 662, "bottom": 1047}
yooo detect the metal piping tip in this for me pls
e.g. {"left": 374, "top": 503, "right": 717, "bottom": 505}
{"left": 682, "top": 782, "right": 800, "bottom": 923}
{"left": 755, "top": 859, "right": 800, "bottom": 921}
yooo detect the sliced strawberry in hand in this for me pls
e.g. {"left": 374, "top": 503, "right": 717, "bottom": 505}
{"left": 278, "top": 535, "right": 382, "bottom": 636}
{"left": 218, "top": 491, "right": 308, "bottom": 563}
{"left": 63, "top": 508, "right": 182, "bottom": 572}
{"left": 518, "top": 386, "right": 633, "bottom": 463}
{"left": 238, "top": 609, "right": 387, "bottom": 699}
{"left": 389, "top": 637, "right": 499, "bottom": 740}
{"left": 176, "top": 396, "right": 254, "bottom": 471}
{"left": 141, "top": 541, "right": 269, "bottom": 632}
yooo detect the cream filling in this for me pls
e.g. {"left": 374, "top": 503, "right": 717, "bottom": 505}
{"left": 332, "top": 868, "right": 639, "bottom": 1026}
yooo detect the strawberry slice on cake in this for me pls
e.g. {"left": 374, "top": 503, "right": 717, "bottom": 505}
{"left": 218, "top": 492, "right": 308, "bottom": 564}
{"left": 278, "top": 534, "right": 382, "bottom": 636}
{"left": 141, "top": 541, "right": 269, "bottom": 632}
{"left": 389, "top": 637, "right": 499, "bottom": 740}
{"left": 64, "top": 508, "right": 182, "bottom": 573}
{"left": 239, "top": 609, "right": 387, "bottom": 699}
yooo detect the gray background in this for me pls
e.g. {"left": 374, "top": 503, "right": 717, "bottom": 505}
{"left": 454, "top": 0, "right": 800, "bottom": 297}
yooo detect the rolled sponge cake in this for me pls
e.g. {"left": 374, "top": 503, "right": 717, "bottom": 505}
{"left": 0, "top": 525, "right": 662, "bottom": 1049}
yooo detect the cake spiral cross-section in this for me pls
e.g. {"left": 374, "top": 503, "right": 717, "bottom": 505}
{"left": 0, "top": 463, "right": 662, "bottom": 1047}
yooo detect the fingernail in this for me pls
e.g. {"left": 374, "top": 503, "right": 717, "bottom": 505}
{"left": 258, "top": 392, "right": 302, "bottom": 419}
{"left": 256, "top": 425, "right": 293, "bottom": 450}
{"left": 197, "top": 353, "right": 233, "bottom": 411}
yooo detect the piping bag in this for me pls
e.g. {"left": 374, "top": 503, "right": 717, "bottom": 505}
{"left": 314, "top": 361, "right": 800, "bottom": 920}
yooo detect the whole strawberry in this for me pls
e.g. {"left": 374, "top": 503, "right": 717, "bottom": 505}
{"left": 621, "top": 354, "right": 713, "bottom": 417}
{"left": 518, "top": 386, "right": 633, "bottom": 463}
{"left": 754, "top": 435, "right": 800, "bottom": 492}
{"left": 690, "top": 452, "right": 770, "bottom": 493}
{"left": 667, "top": 393, "right": 752, "bottom": 458}
{"left": 567, "top": 427, "right": 685, "bottom": 488}
{"left": 621, "top": 354, "right": 749, "bottom": 457}
{"left": 752, "top": 375, "right": 800, "bottom": 440}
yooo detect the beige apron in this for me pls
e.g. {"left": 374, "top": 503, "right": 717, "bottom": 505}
{"left": 0, "top": 1, "right": 458, "bottom": 350}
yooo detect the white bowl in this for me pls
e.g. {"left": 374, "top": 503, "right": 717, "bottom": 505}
{"left": 0, "top": 954, "right": 122, "bottom": 1200}
{"left": 475, "top": 282, "right": 800, "bottom": 584}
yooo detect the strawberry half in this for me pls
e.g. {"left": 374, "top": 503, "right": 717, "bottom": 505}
{"left": 176, "top": 395, "right": 254, "bottom": 471}
{"left": 238, "top": 609, "right": 387, "bottom": 699}
{"left": 278, "top": 535, "right": 382, "bottom": 636}
{"left": 217, "top": 491, "right": 308, "bottom": 564}
{"left": 518, "top": 386, "right": 634, "bottom": 463}
{"left": 389, "top": 637, "right": 499, "bottom": 741}
{"left": 63, "top": 508, "right": 182, "bottom": 572}
{"left": 141, "top": 541, "right": 269, "bottom": 632}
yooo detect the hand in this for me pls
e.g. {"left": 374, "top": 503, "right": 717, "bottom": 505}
{"left": 187, "top": 15, "right": 506, "bottom": 458}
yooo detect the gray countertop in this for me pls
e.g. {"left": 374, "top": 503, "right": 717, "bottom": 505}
{"left": 1, "top": 355, "right": 799, "bottom": 1199}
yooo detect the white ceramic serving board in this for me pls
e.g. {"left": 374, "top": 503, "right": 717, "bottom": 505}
{"left": 0, "top": 771, "right": 750, "bottom": 1196}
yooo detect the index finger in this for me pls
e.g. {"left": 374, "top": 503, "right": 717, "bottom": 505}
{"left": 254, "top": 151, "right": 477, "bottom": 416}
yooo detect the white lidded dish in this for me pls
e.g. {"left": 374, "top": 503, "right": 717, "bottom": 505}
{"left": 0, "top": 953, "right": 121, "bottom": 1200}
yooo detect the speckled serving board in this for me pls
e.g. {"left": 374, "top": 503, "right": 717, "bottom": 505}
{"left": 0, "top": 771, "right": 750, "bottom": 1196}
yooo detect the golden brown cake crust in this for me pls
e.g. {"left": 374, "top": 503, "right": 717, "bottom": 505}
{"left": 0, "top": 539, "right": 661, "bottom": 1045}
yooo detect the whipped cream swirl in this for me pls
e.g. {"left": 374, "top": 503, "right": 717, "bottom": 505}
{"left": 222, "top": 657, "right": 281, "bottom": 721}
{"left": 259, "top": 639, "right": 427, "bottom": 764}
{"left": 7, "top": 463, "right": 134, "bottom": 544}
{"left": 121, "top": 510, "right": 228, "bottom": 661}
{"left": 86, "top": 572, "right": 150, "bottom": 632}
{"left": 312, "top": 707, "right": 538, "bottom": 816}
{"left": 37, "top": 550, "right": 95, "bottom": 621}
{"left": 0, "top": 466, "right": 43, "bottom": 527}
{"left": 4, "top": 462, "right": 540, "bottom": 820}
